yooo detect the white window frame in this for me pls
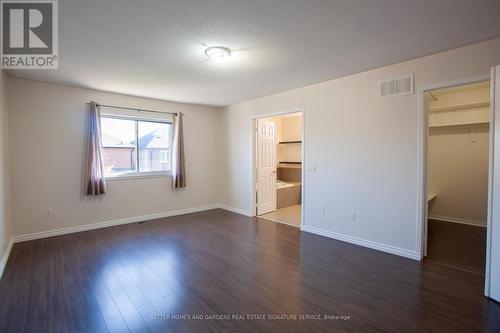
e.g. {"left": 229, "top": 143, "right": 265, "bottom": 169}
{"left": 101, "top": 114, "right": 173, "bottom": 180}
{"left": 159, "top": 150, "right": 170, "bottom": 164}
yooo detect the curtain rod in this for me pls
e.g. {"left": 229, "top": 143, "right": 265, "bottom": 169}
{"left": 86, "top": 102, "right": 178, "bottom": 116}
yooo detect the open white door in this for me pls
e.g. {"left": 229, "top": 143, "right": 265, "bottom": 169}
{"left": 256, "top": 119, "right": 276, "bottom": 215}
{"left": 487, "top": 65, "right": 500, "bottom": 301}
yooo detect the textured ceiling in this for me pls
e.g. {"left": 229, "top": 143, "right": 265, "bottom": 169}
{"left": 8, "top": 0, "right": 500, "bottom": 106}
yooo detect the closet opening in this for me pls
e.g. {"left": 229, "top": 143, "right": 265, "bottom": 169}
{"left": 253, "top": 111, "right": 304, "bottom": 227}
{"left": 424, "top": 80, "right": 491, "bottom": 275}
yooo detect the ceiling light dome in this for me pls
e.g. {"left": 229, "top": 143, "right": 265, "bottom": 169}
{"left": 205, "top": 46, "right": 231, "bottom": 59}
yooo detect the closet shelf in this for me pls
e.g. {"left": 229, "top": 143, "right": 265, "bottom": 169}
{"left": 279, "top": 161, "right": 301, "bottom": 164}
{"left": 277, "top": 163, "right": 301, "bottom": 169}
{"left": 279, "top": 141, "right": 302, "bottom": 144}
{"left": 429, "top": 120, "right": 489, "bottom": 129}
{"left": 428, "top": 101, "right": 489, "bottom": 113}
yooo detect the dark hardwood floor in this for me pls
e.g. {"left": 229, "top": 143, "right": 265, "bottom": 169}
{"left": 427, "top": 219, "right": 487, "bottom": 274}
{"left": 0, "top": 209, "right": 499, "bottom": 332}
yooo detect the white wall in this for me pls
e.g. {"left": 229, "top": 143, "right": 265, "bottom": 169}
{"left": 221, "top": 37, "right": 500, "bottom": 258}
{"left": 8, "top": 78, "right": 223, "bottom": 237}
{"left": 428, "top": 127, "right": 489, "bottom": 226}
{"left": 0, "top": 71, "right": 12, "bottom": 266}
{"left": 281, "top": 116, "right": 302, "bottom": 142}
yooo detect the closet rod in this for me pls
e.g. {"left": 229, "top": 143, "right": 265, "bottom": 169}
{"left": 86, "top": 102, "right": 178, "bottom": 116}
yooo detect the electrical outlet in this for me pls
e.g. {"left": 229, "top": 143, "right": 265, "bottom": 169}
{"left": 45, "top": 208, "right": 53, "bottom": 216}
{"left": 348, "top": 210, "right": 356, "bottom": 221}
{"left": 320, "top": 207, "right": 326, "bottom": 216}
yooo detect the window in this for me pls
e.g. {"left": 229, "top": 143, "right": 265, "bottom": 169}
{"left": 101, "top": 110, "right": 173, "bottom": 178}
{"left": 159, "top": 150, "right": 170, "bottom": 164}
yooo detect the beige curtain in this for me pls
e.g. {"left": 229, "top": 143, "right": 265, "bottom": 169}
{"left": 85, "top": 101, "right": 106, "bottom": 195}
{"left": 172, "top": 112, "right": 186, "bottom": 188}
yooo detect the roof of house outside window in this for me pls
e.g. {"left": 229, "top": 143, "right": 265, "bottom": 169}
{"left": 136, "top": 128, "right": 170, "bottom": 149}
{"left": 102, "top": 133, "right": 135, "bottom": 148}
{"left": 102, "top": 129, "right": 169, "bottom": 149}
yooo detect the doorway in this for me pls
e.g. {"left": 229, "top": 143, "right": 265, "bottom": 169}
{"left": 423, "top": 80, "right": 491, "bottom": 274}
{"left": 253, "top": 111, "right": 304, "bottom": 227}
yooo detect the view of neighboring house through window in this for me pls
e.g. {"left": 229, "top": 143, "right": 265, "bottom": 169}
{"left": 101, "top": 116, "right": 172, "bottom": 177}
{"left": 159, "top": 150, "right": 170, "bottom": 164}
{"left": 138, "top": 121, "right": 172, "bottom": 173}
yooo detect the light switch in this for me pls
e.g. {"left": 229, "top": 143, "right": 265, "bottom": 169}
{"left": 306, "top": 164, "right": 317, "bottom": 172}
{"left": 469, "top": 128, "right": 476, "bottom": 143}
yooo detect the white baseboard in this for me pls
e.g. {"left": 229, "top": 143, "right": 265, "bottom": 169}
{"left": 9, "top": 205, "right": 421, "bottom": 263}
{"left": 428, "top": 215, "right": 486, "bottom": 227}
{"left": 0, "top": 237, "right": 14, "bottom": 280}
{"left": 5, "top": 205, "right": 421, "bottom": 276}
{"left": 218, "top": 204, "right": 253, "bottom": 217}
{"left": 13, "top": 204, "right": 221, "bottom": 243}
{"left": 301, "top": 225, "right": 421, "bottom": 261}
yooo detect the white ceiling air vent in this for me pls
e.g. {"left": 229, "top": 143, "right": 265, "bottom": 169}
{"left": 379, "top": 74, "right": 414, "bottom": 98}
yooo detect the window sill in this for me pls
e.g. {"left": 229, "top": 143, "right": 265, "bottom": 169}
{"left": 106, "top": 173, "right": 172, "bottom": 181}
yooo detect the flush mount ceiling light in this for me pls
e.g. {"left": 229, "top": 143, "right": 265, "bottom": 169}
{"left": 204, "top": 46, "right": 232, "bottom": 59}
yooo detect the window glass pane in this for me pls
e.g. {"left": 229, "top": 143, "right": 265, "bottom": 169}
{"left": 138, "top": 121, "right": 172, "bottom": 173}
{"left": 101, "top": 117, "right": 137, "bottom": 176}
